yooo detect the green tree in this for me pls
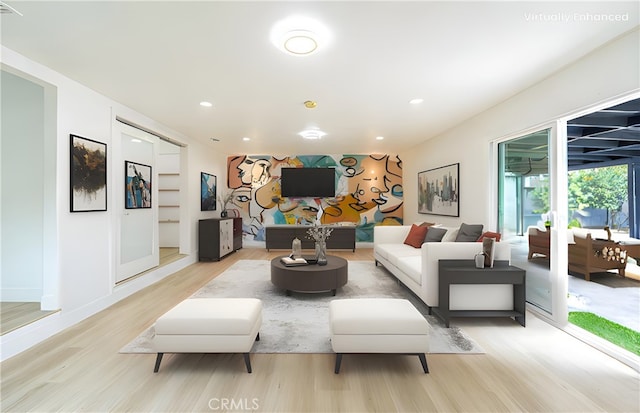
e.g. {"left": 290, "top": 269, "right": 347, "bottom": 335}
{"left": 569, "top": 165, "right": 628, "bottom": 228}
{"left": 530, "top": 165, "right": 628, "bottom": 228}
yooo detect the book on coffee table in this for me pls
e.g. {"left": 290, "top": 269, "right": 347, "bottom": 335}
{"left": 280, "top": 256, "right": 308, "bottom": 266}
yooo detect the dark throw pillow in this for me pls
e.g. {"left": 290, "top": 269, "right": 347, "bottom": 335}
{"left": 455, "top": 223, "right": 484, "bottom": 242}
{"left": 424, "top": 227, "right": 448, "bottom": 243}
{"left": 403, "top": 224, "right": 429, "bottom": 248}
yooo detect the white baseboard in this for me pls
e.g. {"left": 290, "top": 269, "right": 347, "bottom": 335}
{"left": 0, "top": 254, "right": 196, "bottom": 362}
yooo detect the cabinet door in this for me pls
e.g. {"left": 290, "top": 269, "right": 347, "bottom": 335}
{"left": 219, "top": 219, "right": 234, "bottom": 257}
{"left": 233, "top": 218, "right": 243, "bottom": 250}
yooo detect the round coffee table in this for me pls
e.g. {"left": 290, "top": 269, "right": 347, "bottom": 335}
{"left": 271, "top": 255, "right": 348, "bottom": 296}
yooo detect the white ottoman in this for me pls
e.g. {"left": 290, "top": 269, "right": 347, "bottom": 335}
{"left": 152, "top": 298, "right": 262, "bottom": 373}
{"left": 329, "top": 298, "right": 430, "bottom": 374}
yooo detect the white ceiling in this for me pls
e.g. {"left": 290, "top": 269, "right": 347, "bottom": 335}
{"left": 1, "top": 1, "right": 638, "bottom": 155}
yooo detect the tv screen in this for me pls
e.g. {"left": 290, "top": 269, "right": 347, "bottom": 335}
{"left": 281, "top": 167, "right": 335, "bottom": 197}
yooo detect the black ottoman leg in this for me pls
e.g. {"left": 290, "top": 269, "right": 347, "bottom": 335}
{"left": 418, "top": 353, "right": 429, "bottom": 374}
{"left": 243, "top": 353, "right": 252, "bottom": 373}
{"left": 153, "top": 353, "right": 164, "bottom": 373}
{"left": 334, "top": 353, "right": 343, "bottom": 374}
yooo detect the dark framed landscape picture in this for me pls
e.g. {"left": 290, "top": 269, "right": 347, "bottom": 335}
{"left": 201, "top": 172, "right": 217, "bottom": 211}
{"left": 125, "top": 161, "right": 152, "bottom": 209}
{"left": 70, "top": 134, "right": 107, "bottom": 212}
{"left": 418, "top": 162, "right": 459, "bottom": 217}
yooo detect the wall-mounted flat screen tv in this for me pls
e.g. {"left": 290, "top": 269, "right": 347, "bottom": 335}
{"left": 281, "top": 167, "right": 336, "bottom": 197}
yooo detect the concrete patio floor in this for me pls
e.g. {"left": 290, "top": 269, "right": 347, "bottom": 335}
{"left": 510, "top": 236, "right": 640, "bottom": 332}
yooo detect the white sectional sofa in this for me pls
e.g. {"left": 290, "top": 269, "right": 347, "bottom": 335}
{"left": 374, "top": 225, "right": 514, "bottom": 311}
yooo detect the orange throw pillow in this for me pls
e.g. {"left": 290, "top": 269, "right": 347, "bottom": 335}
{"left": 404, "top": 224, "right": 429, "bottom": 248}
{"left": 477, "top": 231, "right": 501, "bottom": 242}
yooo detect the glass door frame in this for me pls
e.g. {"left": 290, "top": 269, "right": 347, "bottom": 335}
{"left": 490, "top": 120, "right": 569, "bottom": 327}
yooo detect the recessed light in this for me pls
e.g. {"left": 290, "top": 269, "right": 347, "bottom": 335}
{"left": 200, "top": 101, "right": 213, "bottom": 107}
{"left": 304, "top": 100, "right": 317, "bottom": 109}
{"left": 242, "top": 137, "right": 251, "bottom": 141}
{"left": 299, "top": 129, "right": 326, "bottom": 140}
{"left": 409, "top": 98, "right": 424, "bottom": 105}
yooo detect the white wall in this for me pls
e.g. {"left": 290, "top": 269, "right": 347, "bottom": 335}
{"left": 401, "top": 29, "right": 640, "bottom": 228}
{"left": 0, "top": 46, "right": 226, "bottom": 361}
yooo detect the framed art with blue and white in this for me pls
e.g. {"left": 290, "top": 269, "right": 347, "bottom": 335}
{"left": 125, "top": 161, "right": 152, "bottom": 209}
{"left": 201, "top": 172, "right": 217, "bottom": 211}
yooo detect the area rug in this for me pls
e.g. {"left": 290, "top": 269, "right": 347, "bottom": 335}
{"left": 120, "top": 260, "right": 484, "bottom": 354}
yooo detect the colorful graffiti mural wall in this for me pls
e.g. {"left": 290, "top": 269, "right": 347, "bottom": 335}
{"left": 225, "top": 154, "right": 403, "bottom": 242}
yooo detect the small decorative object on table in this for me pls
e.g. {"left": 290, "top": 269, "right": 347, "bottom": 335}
{"left": 291, "top": 237, "right": 302, "bottom": 258}
{"left": 307, "top": 224, "right": 333, "bottom": 266}
{"left": 482, "top": 237, "right": 496, "bottom": 268}
{"left": 280, "top": 256, "right": 308, "bottom": 267}
{"left": 217, "top": 190, "right": 234, "bottom": 218}
{"left": 474, "top": 252, "right": 485, "bottom": 269}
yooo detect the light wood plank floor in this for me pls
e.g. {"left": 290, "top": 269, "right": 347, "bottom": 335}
{"left": 0, "top": 302, "right": 58, "bottom": 335}
{"left": 0, "top": 248, "right": 185, "bottom": 335}
{"left": 1, "top": 247, "right": 638, "bottom": 412}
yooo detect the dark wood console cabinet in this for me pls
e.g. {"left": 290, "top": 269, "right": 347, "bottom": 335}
{"left": 199, "top": 218, "right": 242, "bottom": 261}
{"left": 433, "top": 259, "right": 526, "bottom": 327}
{"left": 265, "top": 225, "right": 356, "bottom": 251}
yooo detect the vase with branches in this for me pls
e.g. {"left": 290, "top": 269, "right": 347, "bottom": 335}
{"left": 217, "top": 190, "right": 234, "bottom": 217}
{"left": 306, "top": 224, "right": 333, "bottom": 266}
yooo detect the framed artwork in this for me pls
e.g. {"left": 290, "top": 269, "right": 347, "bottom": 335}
{"left": 418, "top": 163, "right": 459, "bottom": 217}
{"left": 125, "top": 161, "right": 152, "bottom": 209}
{"left": 201, "top": 172, "right": 217, "bottom": 211}
{"left": 70, "top": 134, "right": 107, "bottom": 212}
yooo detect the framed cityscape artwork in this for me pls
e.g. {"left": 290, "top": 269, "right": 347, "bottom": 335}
{"left": 418, "top": 163, "right": 459, "bottom": 217}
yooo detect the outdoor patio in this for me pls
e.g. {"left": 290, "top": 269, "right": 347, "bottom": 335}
{"left": 510, "top": 236, "right": 640, "bottom": 332}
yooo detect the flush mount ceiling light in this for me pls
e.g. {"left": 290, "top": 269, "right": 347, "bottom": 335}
{"left": 304, "top": 100, "right": 317, "bottom": 109}
{"left": 200, "top": 101, "right": 213, "bottom": 107}
{"left": 271, "top": 16, "right": 329, "bottom": 56}
{"left": 299, "top": 129, "right": 326, "bottom": 140}
{"left": 284, "top": 30, "right": 318, "bottom": 55}
{"left": 376, "top": 136, "right": 385, "bottom": 140}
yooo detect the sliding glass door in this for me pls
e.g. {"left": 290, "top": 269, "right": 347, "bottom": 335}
{"left": 498, "top": 129, "right": 553, "bottom": 313}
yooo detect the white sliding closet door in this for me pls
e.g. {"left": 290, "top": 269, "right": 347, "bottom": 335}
{"left": 115, "top": 122, "right": 159, "bottom": 283}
